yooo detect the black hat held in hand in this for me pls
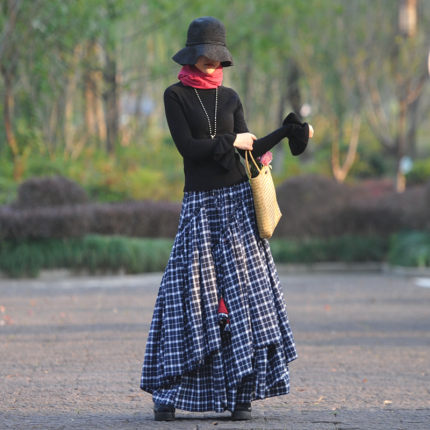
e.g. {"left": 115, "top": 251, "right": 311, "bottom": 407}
{"left": 172, "top": 16, "right": 233, "bottom": 67}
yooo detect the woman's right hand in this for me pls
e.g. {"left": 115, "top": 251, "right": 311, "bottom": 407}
{"left": 233, "top": 132, "right": 257, "bottom": 151}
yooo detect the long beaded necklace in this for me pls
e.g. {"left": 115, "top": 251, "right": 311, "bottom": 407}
{"left": 194, "top": 87, "right": 218, "bottom": 139}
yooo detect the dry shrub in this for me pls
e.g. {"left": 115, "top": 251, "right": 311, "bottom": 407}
{"left": 377, "top": 184, "right": 429, "bottom": 231}
{"left": 2, "top": 174, "right": 428, "bottom": 241}
{"left": 0, "top": 200, "right": 181, "bottom": 240}
{"left": 275, "top": 176, "right": 430, "bottom": 238}
{"left": 0, "top": 204, "right": 91, "bottom": 239}
{"left": 275, "top": 175, "right": 351, "bottom": 238}
{"left": 0, "top": 175, "right": 181, "bottom": 240}
{"left": 89, "top": 200, "right": 180, "bottom": 238}
{"left": 13, "top": 175, "right": 89, "bottom": 209}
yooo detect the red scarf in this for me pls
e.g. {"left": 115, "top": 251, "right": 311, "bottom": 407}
{"left": 178, "top": 64, "right": 223, "bottom": 89}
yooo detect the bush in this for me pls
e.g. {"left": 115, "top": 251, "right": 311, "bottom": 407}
{"left": 388, "top": 231, "right": 430, "bottom": 267}
{"left": 0, "top": 200, "right": 181, "bottom": 240}
{"left": 424, "top": 181, "right": 430, "bottom": 226}
{"left": 1, "top": 142, "right": 185, "bottom": 204}
{"left": 0, "top": 235, "right": 173, "bottom": 278}
{"left": 0, "top": 204, "right": 91, "bottom": 240}
{"left": 13, "top": 175, "right": 89, "bottom": 209}
{"left": 0, "top": 176, "right": 18, "bottom": 206}
{"left": 270, "top": 235, "right": 388, "bottom": 263}
{"left": 2, "top": 173, "right": 428, "bottom": 242}
{"left": 406, "top": 159, "right": 430, "bottom": 185}
{"left": 275, "top": 175, "right": 351, "bottom": 238}
{"left": 89, "top": 200, "right": 180, "bottom": 238}
{"left": 274, "top": 175, "right": 429, "bottom": 238}
{"left": 2, "top": 231, "right": 429, "bottom": 278}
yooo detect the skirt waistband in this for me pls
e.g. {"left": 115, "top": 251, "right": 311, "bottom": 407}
{"left": 183, "top": 180, "right": 250, "bottom": 199}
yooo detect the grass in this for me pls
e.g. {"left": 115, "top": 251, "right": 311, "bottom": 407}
{"left": 0, "top": 235, "right": 173, "bottom": 278}
{"left": 270, "top": 235, "right": 388, "bottom": 264}
{"left": 387, "top": 231, "right": 430, "bottom": 268}
{"left": 0, "top": 232, "right": 428, "bottom": 278}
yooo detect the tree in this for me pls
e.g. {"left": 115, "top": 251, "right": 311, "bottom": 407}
{"left": 348, "top": 0, "right": 429, "bottom": 191}
{"left": 0, "top": 0, "right": 35, "bottom": 179}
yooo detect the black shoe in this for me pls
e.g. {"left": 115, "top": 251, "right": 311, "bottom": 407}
{"left": 153, "top": 402, "right": 175, "bottom": 421}
{"left": 231, "top": 402, "right": 252, "bottom": 421}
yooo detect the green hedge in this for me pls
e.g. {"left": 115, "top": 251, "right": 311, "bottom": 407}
{"left": 387, "top": 231, "right": 430, "bottom": 267}
{"left": 405, "top": 159, "right": 430, "bottom": 185}
{"left": 0, "top": 235, "right": 173, "bottom": 278}
{"left": 0, "top": 232, "right": 428, "bottom": 278}
{"left": 270, "top": 235, "right": 388, "bottom": 263}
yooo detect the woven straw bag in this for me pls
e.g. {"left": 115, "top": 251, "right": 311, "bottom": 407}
{"left": 245, "top": 151, "right": 282, "bottom": 239}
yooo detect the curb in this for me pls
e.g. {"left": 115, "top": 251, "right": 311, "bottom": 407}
{"left": 2, "top": 263, "right": 430, "bottom": 280}
{"left": 277, "top": 262, "right": 430, "bottom": 277}
{"left": 276, "top": 262, "right": 382, "bottom": 274}
{"left": 381, "top": 263, "right": 430, "bottom": 277}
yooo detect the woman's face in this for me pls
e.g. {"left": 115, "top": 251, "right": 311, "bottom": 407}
{"left": 194, "top": 56, "right": 221, "bottom": 74}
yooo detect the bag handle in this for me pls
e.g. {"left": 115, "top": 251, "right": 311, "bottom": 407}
{"left": 244, "top": 151, "right": 261, "bottom": 179}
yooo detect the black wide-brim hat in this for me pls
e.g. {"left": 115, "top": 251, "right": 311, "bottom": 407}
{"left": 172, "top": 16, "right": 233, "bottom": 67}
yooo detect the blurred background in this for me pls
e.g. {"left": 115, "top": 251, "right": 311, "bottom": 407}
{"left": 0, "top": 0, "right": 429, "bottom": 277}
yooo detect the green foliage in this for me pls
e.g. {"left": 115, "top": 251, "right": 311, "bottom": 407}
{"left": 0, "top": 240, "right": 44, "bottom": 278}
{"left": 388, "top": 231, "right": 430, "bottom": 268}
{"left": 349, "top": 125, "right": 392, "bottom": 179}
{"left": 0, "top": 235, "right": 173, "bottom": 278}
{"left": 0, "top": 139, "right": 184, "bottom": 204}
{"left": 1, "top": 0, "right": 430, "bottom": 198}
{"left": 1, "top": 231, "right": 429, "bottom": 278}
{"left": 0, "top": 170, "right": 18, "bottom": 206}
{"left": 406, "top": 159, "right": 430, "bottom": 186}
{"left": 270, "top": 235, "right": 388, "bottom": 264}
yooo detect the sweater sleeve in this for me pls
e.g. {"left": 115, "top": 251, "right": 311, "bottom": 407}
{"left": 233, "top": 97, "right": 309, "bottom": 159}
{"left": 233, "top": 97, "right": 284, "bottom": 157}
{"left": 283, "top": 112, "right": 309, "bottom": 155}
{"left": 164, "top": 88, "right": 236, "bottom": 168}
{"left": 236, "top": 123, "right": 309, "bottom": 158}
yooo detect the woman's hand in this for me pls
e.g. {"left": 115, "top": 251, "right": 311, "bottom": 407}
{"left": 308, "top": 124, "right": 314, "bottom": 138}
{"left": 233, "top": 132, "right": 257, "bottom": 151}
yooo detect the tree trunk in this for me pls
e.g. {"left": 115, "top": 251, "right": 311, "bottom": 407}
{"left": 332, "top": 114, "right": 361, "bottom": 183}
{"left": 63, "top": 44, "right": 83, "bottom": 157}
{"left": 84, "top": 71, "right": 97, "bottom": 136}
{"left": 64, "top": 75, "right": 75, "bottom": 156}
{"left": 102, "top": 1, "right": 120, "bottom": 153}
{"left": 103, "top": 50, "right": 119, "bottom": 153}
{"left": 2, "top": 66, "right": 25, "bottom": 180}
{"left": 95, "top": 85, "right": 107, "bottom": 143}
{"left": 406, "top": 95, "right": 420, "bottom": 158}
{"left": 83, "top": 41, "right": 106, "bottom": 143}
{"left": 399, "top": 0, "right": 417, "bottom": 38}
{"left": 0, "top": 0, "right": 21, "bottom": 158}
{"left": 46, "top": 101, "right": 58, "bottom": 154}
{"left": 287, "top": 59, "right": 302, "bottom": 117}
{"left": 238, "top": 37, "right": 254, "bottom": 123}
{"left": 2, "top": 68, "right": 18, "bottom": 157}
{"left": 273, "top": 60, "right": 303, "bottom": 174}
{"left": 395, "top": 99, "right": 408, "bottom": 192}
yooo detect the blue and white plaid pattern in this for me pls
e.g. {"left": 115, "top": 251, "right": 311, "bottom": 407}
{"left": 140, "top": 180, "right": 297, "bottom": 412}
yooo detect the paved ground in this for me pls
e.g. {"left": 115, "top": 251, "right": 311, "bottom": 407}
{"left": 1, "top": 270, "right": 429, "bottom": 429}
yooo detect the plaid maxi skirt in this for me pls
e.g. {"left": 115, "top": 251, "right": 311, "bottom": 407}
{"left": 140, "top": 180, "right": 297, "bottom": 413}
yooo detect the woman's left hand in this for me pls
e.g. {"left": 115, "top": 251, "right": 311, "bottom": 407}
{"left": 233, "top": 132, "right": 257, "bottom": 150}
{"left": 308, "top": 124, "right": 314, "bottom": 138}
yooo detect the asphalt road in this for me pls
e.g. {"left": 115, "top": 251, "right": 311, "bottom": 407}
{"left": 1, "top": 270, "right": 429, "bottom": 429}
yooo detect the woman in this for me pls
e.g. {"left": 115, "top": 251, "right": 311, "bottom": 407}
{"left": 140, "top": 16, "right": 314, "bottom": 421}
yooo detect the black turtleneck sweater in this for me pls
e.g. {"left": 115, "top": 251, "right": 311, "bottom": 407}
{"left": 164, "top": 82, "right": 309, "bottom": 192}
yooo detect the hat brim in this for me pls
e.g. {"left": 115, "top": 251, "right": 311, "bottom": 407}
{"left": 172, "top": 43, "right": 233, "bottom": 67}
